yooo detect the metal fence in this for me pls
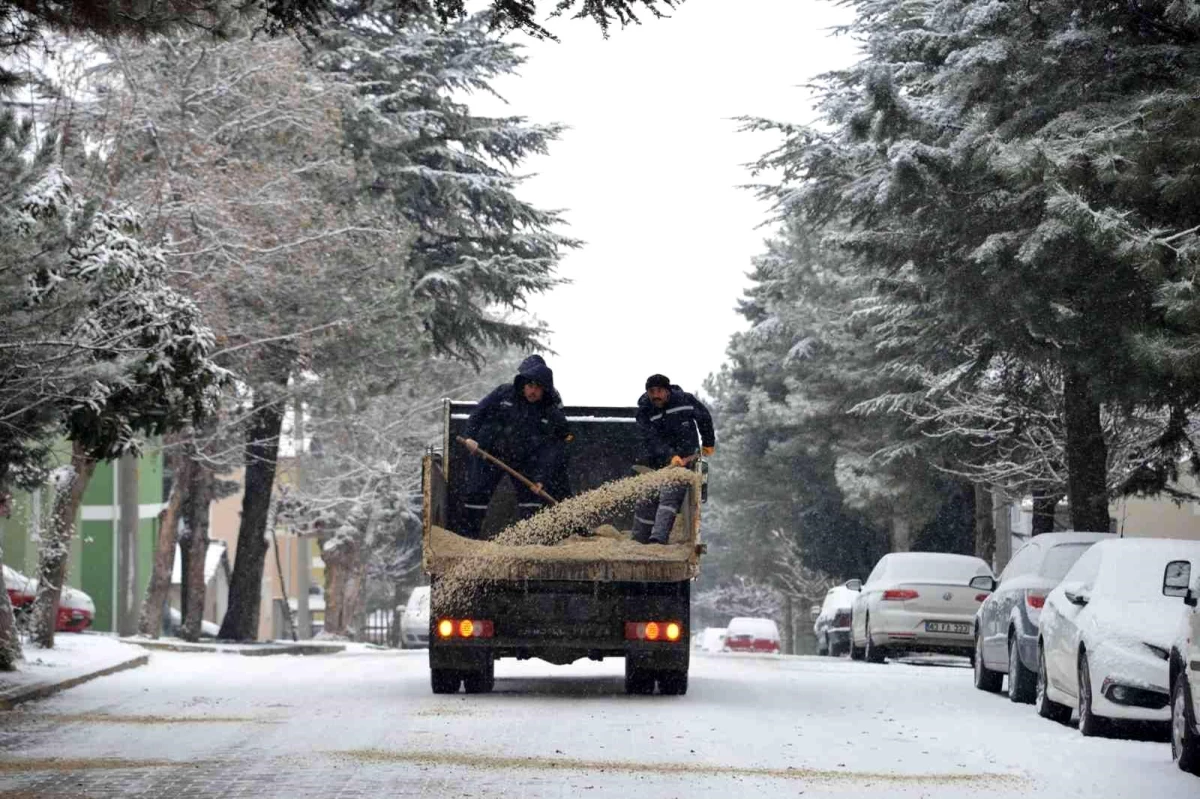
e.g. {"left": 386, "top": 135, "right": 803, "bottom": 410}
{"left": 363, "top": 608, "right": 396, "bottom": 646}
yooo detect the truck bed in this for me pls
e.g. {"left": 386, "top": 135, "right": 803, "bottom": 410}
{"left": 422, "top": 401, "right": 703, "bottom": 584}
{"left": 426, "top": 524, "right": 699, "bottom": 582}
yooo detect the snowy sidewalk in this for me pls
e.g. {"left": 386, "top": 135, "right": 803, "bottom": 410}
{"left": 118, "top": 637, "right": 347, "bottom": 656}
{"left": 0, "top": 634, "right": 148, "bottom": 709}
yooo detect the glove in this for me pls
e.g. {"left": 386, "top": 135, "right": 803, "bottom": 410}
{"left": 702, "top": 446, "right": 715, "bottom": 457}
{"left": 670, "top": 455, "right": 686, "bottom": 467}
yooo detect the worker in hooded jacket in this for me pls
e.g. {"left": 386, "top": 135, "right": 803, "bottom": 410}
{"left": 632, "top": 374, "right": 716, "bottom": 544}
{"left": 458, "top": 356, "right": 572, "bottom": 539}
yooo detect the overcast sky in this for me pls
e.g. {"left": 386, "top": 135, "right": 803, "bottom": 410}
{"left": 476, "top": 0, "right": 859, "bottom": 406}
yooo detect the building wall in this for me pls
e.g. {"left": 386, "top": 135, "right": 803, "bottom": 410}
{"left": 1, "top": 445, "right": 164, "bottom": 633}
{"left": 1112, "top": 470, "right": 1200, "bottom": 540}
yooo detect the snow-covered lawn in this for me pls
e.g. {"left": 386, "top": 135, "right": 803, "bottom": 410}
{"left": 0, "top": 633, "right": 144, "bottom": 694}
{"left": 0, "top": 648, "right": 1195, "bottom": 797}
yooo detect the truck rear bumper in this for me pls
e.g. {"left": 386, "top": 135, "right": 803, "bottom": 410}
{"left": 430, "top": 639, "right": 688, "bottom": 670}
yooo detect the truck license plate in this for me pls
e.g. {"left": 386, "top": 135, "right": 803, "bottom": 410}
{"left": 925, "top": 622, "right": 970, "bottom": 635}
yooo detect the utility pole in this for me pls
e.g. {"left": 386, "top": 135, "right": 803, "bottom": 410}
{"left": 294, "top": 394, "right": 311, "bottom": 640}
{"left": 116, "top": 452, "right": 139, "bottom": 637}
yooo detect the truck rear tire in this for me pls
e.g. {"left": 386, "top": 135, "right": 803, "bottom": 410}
{"left": 625, "top": 663, "right": 655, "bottom": 695}
{"left": 658, "top": 670, "right": 688, "bottom": 696}
{"left": 463, "top": 661, "right": 495, "bottom": 694}
{"left": 431, "top": 668, "right": 461, "bottom": 694}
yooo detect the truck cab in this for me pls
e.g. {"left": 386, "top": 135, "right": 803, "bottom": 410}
{"left": 422, "top": 401, "right": 705, "bottom": 696}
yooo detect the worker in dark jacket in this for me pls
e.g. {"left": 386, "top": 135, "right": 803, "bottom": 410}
{"left": 632, "top": 374, "right": 715, "bottom": 544}
{"left": 458, "top": 356, "right": 571, "bottom": 538}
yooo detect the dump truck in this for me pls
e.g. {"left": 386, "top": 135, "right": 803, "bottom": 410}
{"left": 422, "top": 400, "right": 706, "bottom": 696}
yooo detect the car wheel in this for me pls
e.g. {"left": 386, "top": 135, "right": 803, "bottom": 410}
{"left": 658, "top": 670, "right": 688, "bottom": 696}
{"left": 1036, "top": 643, "right": 1072, "bottom": 724}
{"left": 430, "top": 668, "right": 461, "bottom": 694}
{"left": 865, "top": 619, "right": 886, "bottom": 663}
{"left": 973, "top": 631, "right": 1002, "bottom": 693}
{"left": 1078, "top": 650, "right": 1110, "bottom": 737}
{"left": 1173, "top": 672, "right": 1200, "bottom": 775}
{"left": 1007, "top": 634, "right": 1036, "bottom": 704}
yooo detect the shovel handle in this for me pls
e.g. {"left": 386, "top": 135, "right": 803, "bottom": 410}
{"left": 456, "top": 436, "right": 558, "bottom": 506}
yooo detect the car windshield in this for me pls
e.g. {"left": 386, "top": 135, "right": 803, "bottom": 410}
{"left": 1039, "top": 543, "right": 1092, "bottom": 581}
{"left": 883, "top": 554, "right": 990, "bottom": 584}
{"left": 1097, "top": 546, "right": 1200, "bottom": 601}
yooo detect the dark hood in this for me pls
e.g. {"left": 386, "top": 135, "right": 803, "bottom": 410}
{"left": 514, "top": 356, "right": 555, "bottom": 395}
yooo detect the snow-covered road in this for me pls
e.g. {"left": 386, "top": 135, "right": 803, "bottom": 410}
{"left": 0, "top": 648, "right": 1195, "bottom": 797}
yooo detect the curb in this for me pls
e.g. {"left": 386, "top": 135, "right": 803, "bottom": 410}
{"left": 119, "top": 638, "right": 346, "bottom": 657}
{"left": 0, "top": 654, "right": 150, "bottom": 710}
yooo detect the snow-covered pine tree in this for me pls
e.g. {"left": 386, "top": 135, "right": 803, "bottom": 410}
{"left": 317, "top": 7, "right": 575, "bottom": 365}
{"left": 745, "top": 0, "right": 1200, "bottom": 532}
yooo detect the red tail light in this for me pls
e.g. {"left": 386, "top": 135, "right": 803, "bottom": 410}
{"left": 625, "top": 621, "right": 685, "bottom": 642}
{"left": 975, "top": 593, "right": 989, "bottom": 602}
{"left": 435, "top": 618, "right": 494, "bottom": 638}
{"left": 882, "top": 589, "right": 919, "bottom": 601}
{"left": 1025, "top": 593, "right": 1045, "bottom": 609}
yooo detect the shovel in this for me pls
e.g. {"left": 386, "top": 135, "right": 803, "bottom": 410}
{"left": 456, "top": 436, "right": 559, "bottom": 506}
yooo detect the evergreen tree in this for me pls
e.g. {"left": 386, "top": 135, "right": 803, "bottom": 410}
{"left": 317, "top": 7, "right": 577, "bottom": 364}
{"left": 744, "top": 0, "right": 1200, "bottom": 532}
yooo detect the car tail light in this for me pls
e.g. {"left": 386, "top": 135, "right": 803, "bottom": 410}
{"left": 625, "top": 621, "right": 685, "bottom": 641}
{"left": 1025, "top": 593, "right": 1046, "bottom": 609}
{"left": 975, "top": 594, "right": 989, "bottom": 602}
{"left": 882, "top": 589, "right": 919, "bottom": 601}
{"left": 435, "top": 618, "right": 494, "bottom": 639}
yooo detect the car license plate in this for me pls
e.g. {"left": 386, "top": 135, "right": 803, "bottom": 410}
{"left": 925, "top": 621, "right": 970, "bottom": 635}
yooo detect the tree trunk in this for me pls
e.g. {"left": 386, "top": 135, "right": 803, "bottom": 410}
{"left": 321, "top": 541, "right": 359, "bottom": 637}
{"left": 32, "top": 441, "right": 97, "bottom": 649}
{"left": 891, "top": 510, "right": 911, "bottom": 552}
{"left": 974, "top": 483, "right": 995, "bottom": 563}
{"left": 389, "top": 581, "right": 404, "bottom": 649}
{"left": 218, "top": 396, "right": 286, "bottom": 641}
{"left": 992, "top": 489, "right": 1013, "bottom": 574}
{"left": 0, "top": 548, "right": 22, "bottom": 671}
{"left": 1063, "top": 367, "right": 1111, "bottom": 533}
{"left": 782, "top": 594, "right": 794, "bottom": 655}
{"left": 181, "top": 465, "right": 213, "bottom": 642}
{"left": 1030, "top": 491, "right": 1061, "bottom": 536}
{"left": 139, "top": 444, "right": 194, "bottom": 637}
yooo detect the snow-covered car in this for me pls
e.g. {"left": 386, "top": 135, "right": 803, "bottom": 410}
{"left": 814, "top": 582, "right": 858, "bottom": 657}
{"left": 695, "top": 627, "right": 726, "bottom": 653}
{"left": 1036, "top": 537, "right": 1200, "bottom": 737}
{"left": 973, "top": 532, "right": 1111, "bottom": 702}
{"left": 399, "top": 585, "right": 431, "bottom": 649}
{"left": 4, "top": 565, "right": 93, "bottom": 633}
{"left": 850, "top": 552, "right": 994, "bottom": 663}
{"left": 1168, "top": 557, "right": 1199, "bottom": 774}
{"left": 723, "top": 617, "right": 781, "bottom": 654}
{"left": 4, "top": 564, "right": 34, "bottom": 611}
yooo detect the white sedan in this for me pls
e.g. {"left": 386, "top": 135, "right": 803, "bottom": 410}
{"left": 399, "top": 585, "right": 431, "bottom": 648}
{"left": 850, "top": 552, "right": 994, "bottom": 663}
{"left": 1037, "top": 537, "right": 1200, "bottom": 737}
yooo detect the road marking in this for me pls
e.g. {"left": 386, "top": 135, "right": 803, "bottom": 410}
{"left": 330, "top": 749, "right": 1024, "bottom": 785}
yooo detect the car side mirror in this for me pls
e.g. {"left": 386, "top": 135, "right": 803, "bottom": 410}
{"left": 1186, "top": 588, "right": 1198, "bottom": 608}
{"left": 1062, "top": 582, "right": 1090, "bottom": 606}
{"left": 845, "top": 579, "right": 862, "bottom": 592}
{"left": 969, "top": 575, "right": 997, "bottom": 592}
{"left": 1163, "top": 560, "right": 1192, "bottom": 598}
